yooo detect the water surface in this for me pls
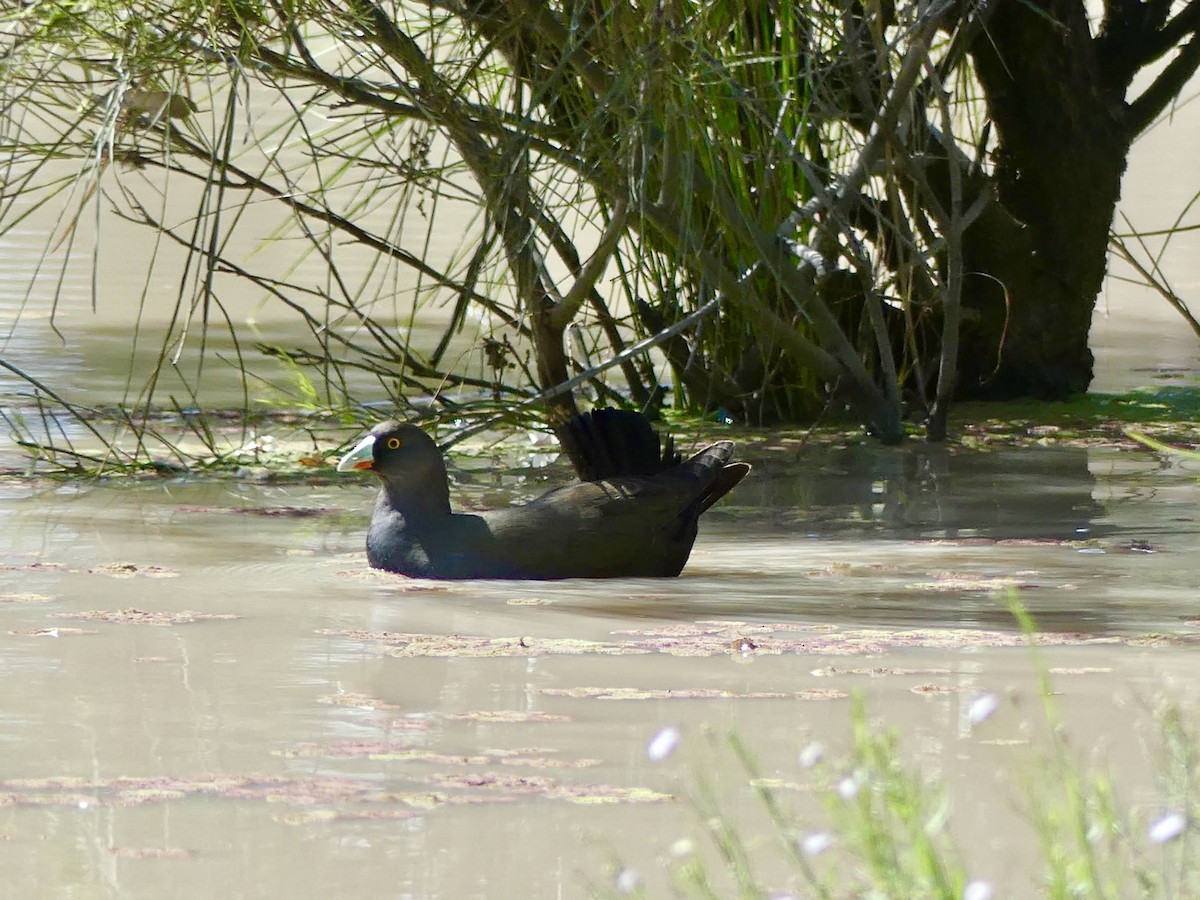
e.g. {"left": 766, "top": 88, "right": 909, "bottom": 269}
{"left": 2, "top": 441, "right": 1198, "bottom": 897}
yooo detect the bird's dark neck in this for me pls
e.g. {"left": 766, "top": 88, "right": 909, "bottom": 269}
{"left": 379, "top": 477, "right": 452, "bottom": 523}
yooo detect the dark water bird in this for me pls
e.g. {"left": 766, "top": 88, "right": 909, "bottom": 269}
{"left": 337, "top": 408, "right": 750, "bottom": 580}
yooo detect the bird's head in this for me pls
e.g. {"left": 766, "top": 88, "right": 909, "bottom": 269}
{"left": 337, "top": 420, "right": 447, "bottom": 488}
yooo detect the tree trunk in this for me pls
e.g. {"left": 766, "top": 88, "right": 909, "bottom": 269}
{"left": 958, "top": 0, "right": 1130, "bottom": 399}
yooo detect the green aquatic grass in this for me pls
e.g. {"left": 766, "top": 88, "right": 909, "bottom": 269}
{"left": 1125, "top": 428, "right": 1200, "bottom": 460}
{"left": 8, "top": 386, "right": 1200, "bottom": 477}
{"left": 596, "top": 599, "right": 1199, "bottom": 898}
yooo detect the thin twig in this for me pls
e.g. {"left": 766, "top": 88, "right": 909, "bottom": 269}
{"left": 441, "top": 296, "right": 722, "bottom": 447}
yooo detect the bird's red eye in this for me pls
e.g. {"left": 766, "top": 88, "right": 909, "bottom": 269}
{"left": 385, "top": 437, "right": 402, "bottom": 450}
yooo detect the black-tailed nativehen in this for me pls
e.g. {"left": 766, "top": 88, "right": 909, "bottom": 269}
{"left": 337, "top": 408, "right": 749, "bottom": 579}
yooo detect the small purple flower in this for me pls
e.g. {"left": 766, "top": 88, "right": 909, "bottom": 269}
{"left": 800, "top": 832, "right": 833, "bottom": 856}
{"left": 967, "top": 693, "right": 999, "bottom": 726}
{"left": 1149, "top": 811, "right": 1187, "bottom": 844}
{"left": 647, "top": 726, "right": 681, "bottom": 761}
{"left": 798, "top": 742, "right": 824, "bottom": 768}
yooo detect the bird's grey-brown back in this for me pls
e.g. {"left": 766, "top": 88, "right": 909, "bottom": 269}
{"left": 337, "top": 410, "right": 749, "bottom": 579}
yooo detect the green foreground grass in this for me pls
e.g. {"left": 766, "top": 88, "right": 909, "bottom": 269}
{"left": 595, "top": 601, "right": 1198, "bottom": 899}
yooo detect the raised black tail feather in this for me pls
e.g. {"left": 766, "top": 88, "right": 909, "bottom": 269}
{"left": 558, "top": 409, "right": 748, "bottom": 519}
{"left": 695, "top": 462, "right": 751, "bottom": 514}
{"left": 557, "top": 408, "right": 680, "bottom": 481}
{"left": 682, "top": 442, "right": 751, "bottom": 516}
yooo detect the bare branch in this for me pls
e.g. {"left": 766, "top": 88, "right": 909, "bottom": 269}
{"left": 551, "top": 198, "right": 627, "bottom": 329}
{"left": 1127, "top": 35, "right": 1200, "bottom": 134}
